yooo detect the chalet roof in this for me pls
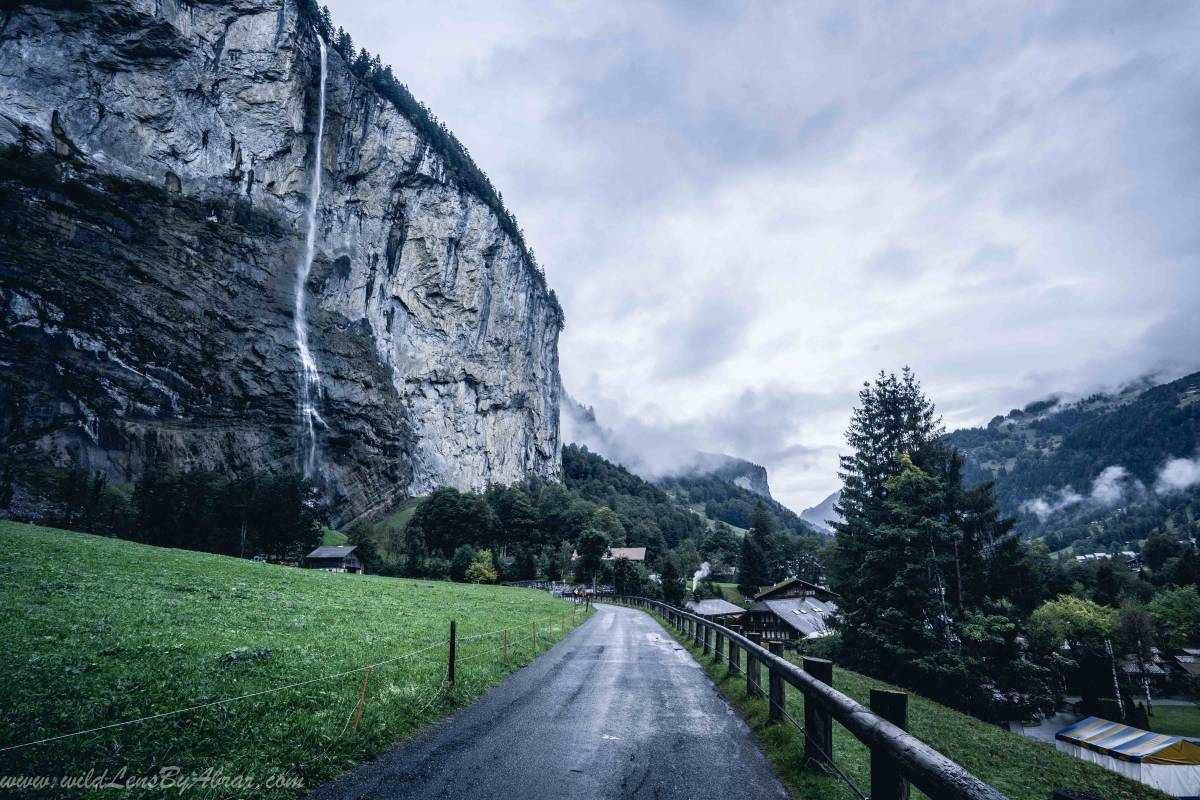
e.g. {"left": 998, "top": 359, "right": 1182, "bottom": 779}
{"left": 306, "top": 545, "right": 358, "bottom": 559}
{"left": 1176, "top": 653, "right": 1200, "bottom": 677}
{"left": 574, "top": 547, "right": 648, "bottom": 562}
{"left": 1118, "top": 655, "right": 1169, "bottom": 676}
{"left": 606, "top": 547, "right": 647, "bottom": 561}
{"left": 749, "top": 596, "right": 838, "bottom": 638}
{"left": 753, "top": 576, "right": 838, "bottom": 602}
{"left": 685, "top": 598, "right": 745, "bottom": 617}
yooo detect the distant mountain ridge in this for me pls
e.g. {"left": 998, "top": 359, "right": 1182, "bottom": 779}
{"left": 560, "top": 393, "right": 821, "bottom": 535}
{"left": 561, "top": 393, "right": 773, "bottom": 497}
{"left": 946, "top": 370, "right": 1200, "bottom": 551}
{"left": 801, "top": 490, "right": 842, "bottom": 534}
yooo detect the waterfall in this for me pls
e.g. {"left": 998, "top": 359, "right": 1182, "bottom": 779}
{"left": 294, "top": 35, "right": 327, "bottom": 479}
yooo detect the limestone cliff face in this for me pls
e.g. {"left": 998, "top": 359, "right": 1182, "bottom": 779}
{"left": 0, "top": 0, "right": 562, "bottom": 520}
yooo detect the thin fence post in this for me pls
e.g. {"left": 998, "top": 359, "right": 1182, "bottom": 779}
{"left": 448, "top": 621, "right": 457, "bottom": 686}
{"left": 767, "top": 641, "right": 784, "bottom": 722}
{"left": 870, "top": 689, "right": 910, "bottom": 800}
{"left": 694, "top": 619, "right": 703, "bottom": 647}
{"left": 746, "top": 633, "right": 762, "bottom": 697}
{"left": 532, "top": 621, "right": 537, "bottom": 654}
{"left": 503, "top": 628, "right": 508, "bottom": 664}
{"left": 714, "top": 630, "right": 724, "bottom": 663}
{"left": 729, "top": 641, "right": 740, "bottom": 674}
{"left": 803, "top": 656, "right": 833, "bottom": 768}
{"left": 702, "top": 625, "right": 711, "bottom": 656}
{"left": 352, "top": 667, "right": 371, "bottom": 733}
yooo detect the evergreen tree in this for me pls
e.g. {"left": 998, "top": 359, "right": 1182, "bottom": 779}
{"left": 835, "top": 367, "right": 943, "bottom": 531}
{"left": 661, "top": 558, "right": 686, "bottom": 606}
{"left": 837, "top": 456, "right": 960, "bottom": 687}
{"left": 575, "top": 527, "right": 609, "bottom": 584}
{"left": 612, "top": 556, "right": 643, "bottom": 595}
{"left": 701, "top": 523, "right": 739, "bottom": 570}
{"left": 737, "top": 532, "right": 770, "bottom": 598}
{"left": 449, "top": 544, "right": 478, "bottom": 583}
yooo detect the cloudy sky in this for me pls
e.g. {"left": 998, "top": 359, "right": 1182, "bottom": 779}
{"left": 327, "top": 0, "right": 1200, "bottom": 511}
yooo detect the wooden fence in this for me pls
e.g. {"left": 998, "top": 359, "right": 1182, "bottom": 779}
{"left": 613, "top": 596, "right": 1008, "bottom": 800}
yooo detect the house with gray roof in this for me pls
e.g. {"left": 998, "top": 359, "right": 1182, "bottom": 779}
{"left": 304, "top": 545, "right": 363, "bottom": 574}
{"left": 740, "top": 576, "right": 839, "bottom": 642}
{"left": 685, "top": 598, "right": 745, "bottom": 620}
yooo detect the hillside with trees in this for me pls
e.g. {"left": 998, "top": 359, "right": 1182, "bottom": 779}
{"left": 824, "top": 368, "right": 1200, "bottom": 727}
{"left": 655, "top": 470, "right": 821, "bottom": 536}
{"left": 946, "top": 371, "right": 1200, "bottom": 552}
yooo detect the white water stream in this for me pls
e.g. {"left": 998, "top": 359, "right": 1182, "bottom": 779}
{"left": 294, "top": 36, "right": 327, "bottom": 479}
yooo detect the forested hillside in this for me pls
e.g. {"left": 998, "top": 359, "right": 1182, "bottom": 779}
{"left": 947, "top": 371, "right": 1200, "bottom": 551}
{"left": 655, "top": 471, "right": 820, "bottom": 536}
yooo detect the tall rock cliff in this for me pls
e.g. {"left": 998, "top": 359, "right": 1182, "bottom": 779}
{"left": 0, "top": 0, "right": 562, "bottom": 521}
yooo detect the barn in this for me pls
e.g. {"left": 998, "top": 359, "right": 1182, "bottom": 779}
{"left": 304, "top": 545, "right": 364, "bottom": 574}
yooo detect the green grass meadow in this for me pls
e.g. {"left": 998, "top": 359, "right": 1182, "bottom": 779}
{"left": 644, "top": 607, "right": 1169, "bottom": 800}
{"left": 0, "top": 522, "right": 590, "bottom": 797}
{"left": 1146, "top": 703, "right": 1200, "bottom": 738}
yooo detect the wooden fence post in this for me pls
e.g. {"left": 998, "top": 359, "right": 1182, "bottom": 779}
{"left": 803, "top": 656, "right": 833, "bottom": 767}
{"left": 702, "top": 625, "right": 712, "bottom": 656}
{"left": 870, "top": 689, "right": 910, "bottom": 800}
{"left": 448, "top": 621, "right": 457, "bottom": 685}
{"left": 746, "top": 633, "right": 763, "bottom": 697}
{"left": 694, "top": 619, "right": 702, "bottom": 647}
{"left": 352, "top": 667, "right": 371, "bottom": 733}
{"left": 714, "top": 631, "right": 724, "bottom": 663}
{"left": 729, "top": 641, "right": 740, "bottom": 674}
{"left": 768, "top": 641, "right": 785, "bottom": 722}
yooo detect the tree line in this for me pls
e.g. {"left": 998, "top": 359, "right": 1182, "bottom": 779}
{"left": 34, "top": 466, "right": 324, "bottom": 561}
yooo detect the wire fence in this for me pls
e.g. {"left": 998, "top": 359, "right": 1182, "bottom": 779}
{"left": 2, "top": 606, "right": 593, "bottom": 755}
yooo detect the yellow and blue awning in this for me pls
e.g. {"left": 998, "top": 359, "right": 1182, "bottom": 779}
{"left": 1057, "top": 717, "right": 1200, "bottom": 765}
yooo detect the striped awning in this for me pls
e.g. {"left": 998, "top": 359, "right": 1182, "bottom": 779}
{"left": 1056, "top": 716, "right": 1200, "bottom": 765}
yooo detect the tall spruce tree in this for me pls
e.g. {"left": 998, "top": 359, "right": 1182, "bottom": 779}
{"left": 738, "top": 532, "right": 771, "bottom": 597}
{"left": 832, "top": 368, "right": 944, "bottom": 605}
{"left": 831, "top": 368, "right": 1046, "bottom": 717}
{"left": 749, "top": 502, "right": 782, "bottom": 582}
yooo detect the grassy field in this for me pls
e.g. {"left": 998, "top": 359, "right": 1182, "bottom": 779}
{"left": 647, "top": 607, "right": 1169, "bottom": 800}
{"left": 1147, "top": 703, "right": 1200, "bottom": 737}
{"left": 320, "top": 525, "right": 348, "bottom": 546}
{"left": 714, "top": 581, "right": 752, "bottom": 607}
{"left": 0, "top": 522, "right": 590, "bottom": 797}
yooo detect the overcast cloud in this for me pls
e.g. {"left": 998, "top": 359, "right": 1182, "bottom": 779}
{"left": 326, "top": 0, "right": 1200, "bottom": 511}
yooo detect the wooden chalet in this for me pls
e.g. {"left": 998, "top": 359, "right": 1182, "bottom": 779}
{"left": 304, "top": 545, "right": 364, "bottom": 574}
{"left": 739, "top": 577, "right": 838, "bottom": 643}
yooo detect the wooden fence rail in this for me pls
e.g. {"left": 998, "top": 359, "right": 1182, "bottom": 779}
{"left": 613, "top": 596, "right": 1007, "bottom": 800}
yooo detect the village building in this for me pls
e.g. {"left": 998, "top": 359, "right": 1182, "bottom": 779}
{"left": 570, "top": 546, "right": 648, "bottom": 562}
{"left": 1117, "top": 647, "right": 1173, "bottom": 690}
{"left": 739, "top": 577, "right": 839, "bottom": 643}
{"left": 303, "top": 545, "right": 364, "bottom": 574}
{"left": 684, "top": 597, "right": 745, "bottom": 622}
{"left": 1174, "top": 648, "right": 1200, "bottom": 681}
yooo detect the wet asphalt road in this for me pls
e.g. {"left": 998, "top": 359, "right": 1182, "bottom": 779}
{"left": 306, "top": 603, "right": 789, "bottom": 800}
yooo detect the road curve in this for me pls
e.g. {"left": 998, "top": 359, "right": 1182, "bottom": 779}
{"left": 307, "top": 603, "right": 789, "bottom": 800}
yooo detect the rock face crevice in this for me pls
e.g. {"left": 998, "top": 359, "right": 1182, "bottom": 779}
{"left": 0, "top": 0, "right": 562, "bottom": 521}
